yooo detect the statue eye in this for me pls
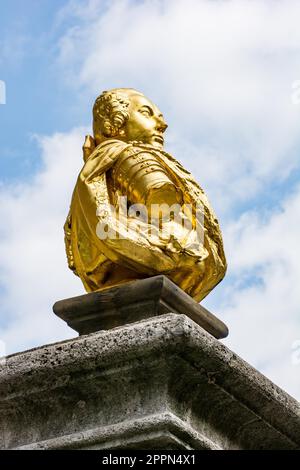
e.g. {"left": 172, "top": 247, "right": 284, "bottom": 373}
{"left": 139, "top": 107, "right": 151, "bottom": 117}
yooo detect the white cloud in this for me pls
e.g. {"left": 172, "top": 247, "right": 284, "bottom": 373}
{"left": 0, "top": 129, "right": 85, "bottom": 353}
{"left": 55, "top": 0, "right": 300, "bottom": 212}
{"left": 201, "top": 184, "right": 300, "bottom": 399}
{"left": 210, "top": 185, "right": 300, "bottom": 398}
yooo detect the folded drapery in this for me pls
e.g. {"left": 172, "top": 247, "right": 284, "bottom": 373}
{"left": 64, "top": 138, "right": 227, "bottom": 301}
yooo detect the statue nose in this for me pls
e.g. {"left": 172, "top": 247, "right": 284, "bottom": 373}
{"left": 156, "top": 120, "right": 168, "bottom": 133}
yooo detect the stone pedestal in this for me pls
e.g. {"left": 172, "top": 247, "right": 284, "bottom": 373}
{"left": 1, "top": 312, "right": 300, "bottom": 449}
{"left": 53, "top": 275, "right": 228, "bottom": 339}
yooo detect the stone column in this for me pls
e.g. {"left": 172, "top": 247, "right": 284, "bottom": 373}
{"left": 1, "top": 277, "right": 300, "bottom": 450}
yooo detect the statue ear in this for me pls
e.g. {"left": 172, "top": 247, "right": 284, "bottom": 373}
{"left": 82, "top": 135, "right": 96, "bottom": 162}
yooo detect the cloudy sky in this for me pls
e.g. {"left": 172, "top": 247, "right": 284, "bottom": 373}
{"left": 1, "top": 0, "right": 300, "bottom": 400}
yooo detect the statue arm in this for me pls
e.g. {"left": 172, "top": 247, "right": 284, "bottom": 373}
{"left": 63, "top": 211, "right": 78, "bottom": 276}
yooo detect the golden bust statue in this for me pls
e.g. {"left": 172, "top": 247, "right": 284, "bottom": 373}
{"left": 64, "top": 88, "right": 227, "bottom": 302}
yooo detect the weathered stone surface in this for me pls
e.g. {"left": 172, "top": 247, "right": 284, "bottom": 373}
{"left": 53, "top": 275, "right": 228, "bottom": 339}
{"left": 0, "top": 314, "right": 299, "bottom": 450}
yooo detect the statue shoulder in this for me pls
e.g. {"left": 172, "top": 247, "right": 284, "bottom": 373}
{"left": 80, "top": 139, "right": 132, "bottom": 182}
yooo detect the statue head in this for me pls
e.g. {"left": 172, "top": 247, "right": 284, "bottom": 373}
{"left": 93, "top": 88, "right": 168, "bottom": 148}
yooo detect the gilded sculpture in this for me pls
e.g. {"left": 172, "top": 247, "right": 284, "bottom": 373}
{"left": 64, "top": 88, "right": 226, "bottom": 302}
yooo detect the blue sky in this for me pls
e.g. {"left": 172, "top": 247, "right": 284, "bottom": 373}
{"left": 0, "top": 0, "right": 91, "bottom": 180}
{"left": 1, "top": 0, "right": 300, "bottom": 400}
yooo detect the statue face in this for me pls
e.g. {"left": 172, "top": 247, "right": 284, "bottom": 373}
{"left": 124, "top": 94, "right": 168, "bottom": 148}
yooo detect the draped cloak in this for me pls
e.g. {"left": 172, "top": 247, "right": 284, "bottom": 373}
{"left": 64, "top": 139, "right": 227, "bottom": 302}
